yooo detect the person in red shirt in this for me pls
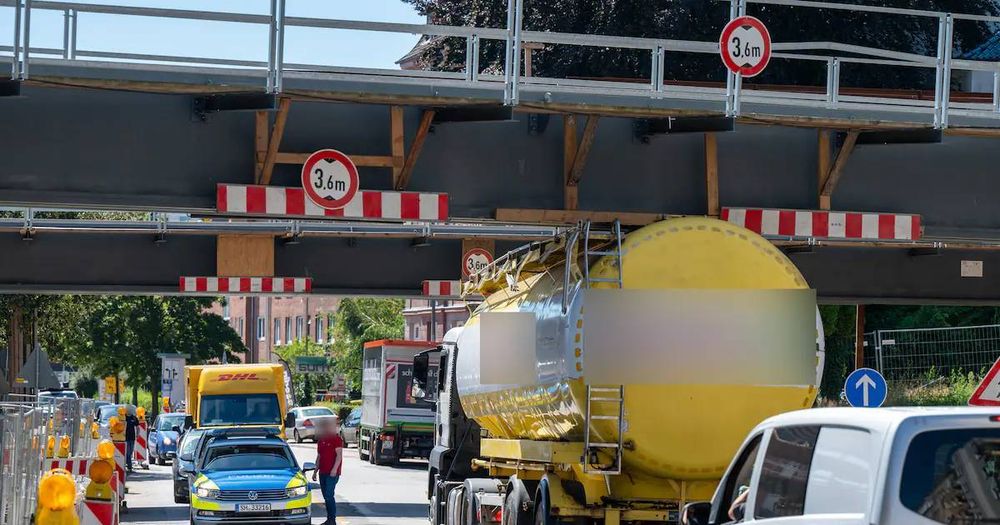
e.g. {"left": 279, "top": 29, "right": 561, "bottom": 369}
{"left": 313, "top": 417, "right": 343, "bottom": 525}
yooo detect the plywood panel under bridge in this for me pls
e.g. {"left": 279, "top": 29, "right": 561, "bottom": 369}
{"left": 217, "top": 235, "right": 274, "bottom": 277}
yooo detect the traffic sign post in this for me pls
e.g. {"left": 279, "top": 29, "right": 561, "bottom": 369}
{"left": 719, "top": 16, "right": 772, "bottom": 78}
{"left": 300, "top": 149, "right": 360, "bottom": 210}
{"left": 844, "top": 368, "right": 887, "bottom": 408}
{"left": 969, "top": 357, "right": 1000, "bottom": 406}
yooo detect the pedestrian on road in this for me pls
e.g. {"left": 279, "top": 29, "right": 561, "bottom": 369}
{"left": 313, "top": 417, "right": 343, "bottom": 525}
{"left": 125, "top": 408, "right": 139, "bottom": 472}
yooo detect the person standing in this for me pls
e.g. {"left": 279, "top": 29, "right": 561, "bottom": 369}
{"left": 124, "top": 408, "right": 139, "bottom": 472}
{"left": 313, "top": 418, "right": 343, "bottom": 525}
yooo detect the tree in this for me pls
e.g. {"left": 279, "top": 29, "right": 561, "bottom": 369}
{"left": 274, "top": 339, "right": 334, "bottom": 406}
{"left": 330, "top": 298, "right": 405, "bottom": 392}
{"left": 402, "top": 0, "right": 998, "bottom": 89}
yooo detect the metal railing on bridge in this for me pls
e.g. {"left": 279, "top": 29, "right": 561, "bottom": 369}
{"left": 2, "top": 0, "right": 1000, "bottom": 128}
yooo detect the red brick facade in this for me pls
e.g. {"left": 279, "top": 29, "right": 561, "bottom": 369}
{"left": 208, "top": 296, "right": 342, "bottom": 363}
{"left": 402, "top": 299, "right": 475, "bottom": 342}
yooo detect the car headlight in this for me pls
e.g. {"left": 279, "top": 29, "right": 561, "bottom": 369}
{"left": 163, "top": 437, "right": 172, "bottom": 446}
{"left": 286, "top": 485, "right": 307, "bottom": 498}
{"left": 196, "top": 487, "right": 219, "bottom": 499}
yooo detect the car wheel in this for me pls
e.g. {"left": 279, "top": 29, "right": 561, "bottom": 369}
{"left": 294, "top": 429, "right": 302, "bottom": 443}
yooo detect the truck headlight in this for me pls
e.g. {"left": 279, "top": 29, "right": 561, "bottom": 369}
{"left": 286, "top": 485, "right": 307, "bottom": 498}
{"left": 196, "top": 487, "right": 219, "bottom": 499}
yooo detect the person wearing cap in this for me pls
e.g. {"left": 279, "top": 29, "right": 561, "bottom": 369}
{"left": 312, "top": 416, "right": 343, "bottom": 525}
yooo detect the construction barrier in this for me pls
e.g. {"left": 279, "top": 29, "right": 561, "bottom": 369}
{"left": 79, "top": 499, "right": 117, "bottom": 525}
{"left": 111, "top": 442, "right": 126, "bottom": 503}
{"left": 133, "top": 420, "right": 148, "bottom": 470}
{"left": 0, "top": 397, "right": 55, "bottom": 525}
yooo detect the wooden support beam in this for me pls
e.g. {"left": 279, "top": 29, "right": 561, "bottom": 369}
{"left": 819, "top": 130, "right": 860, "bottom": 210}
{"left": 395, "top": 110, "right": 435, "bottom": 190}
{"left": 568, "top": 116, "right": 599, "bottom": 187}
{"left": 496, "top": 208, "right": 673, "bottom": 227}
{"left": 563, "top": 115, "right": 578, "bottom": 210}
{"left": 254, "top": 111, "right": 268, "bottom": 183}
{"left": 390, "top": 106, "right": 405, "bottom": 188}
{"left": 259, "top": 96, "right": 291, "bottom": 186}
{"left": 274, "top": 152, "right": 399, "bottom": 169}
{"left": 817, "top": 129, "right": 832, "bottom": 208}
{"left": 705, "top": 133, "right": 719, "bottom": 216}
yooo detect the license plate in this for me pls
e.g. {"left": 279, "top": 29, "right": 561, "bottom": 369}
{"left": 236, "top": 503, "right": 271, "bottom": 513}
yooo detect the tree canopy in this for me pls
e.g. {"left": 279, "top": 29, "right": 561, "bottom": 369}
{"left": 330, "top": 298, "right": 405, "bottom": 392}
{"left": 403, "top": 0, "right": 998, "bottom": 89}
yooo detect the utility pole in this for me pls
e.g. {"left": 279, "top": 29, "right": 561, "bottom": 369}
{"left": 854, "top": 304, "right": 866, "bottom": 370}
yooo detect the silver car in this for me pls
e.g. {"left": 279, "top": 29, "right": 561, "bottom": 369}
{"left": 289, "top": 406, "right": 334, "bottom": 443}
{"left": 340, "top": 408, "right": 361, "bottom": 447}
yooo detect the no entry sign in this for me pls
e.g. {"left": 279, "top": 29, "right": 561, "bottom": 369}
{"left": 462, "top": 247, "right": 494, "bottom": 278}
{"left": 301, "top": 149, "right": 359, "bottom": 210}
{"left": 719, "top": 16, "right": 772, "bottom": 77}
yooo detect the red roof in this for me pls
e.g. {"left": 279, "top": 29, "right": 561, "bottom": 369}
{"left": 363, "top": 339, "right": 439, "bottom": 349}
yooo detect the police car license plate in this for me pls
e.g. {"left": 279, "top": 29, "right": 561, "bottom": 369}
{"left": 236, "top": 503, "right": 271, "bottom": 513}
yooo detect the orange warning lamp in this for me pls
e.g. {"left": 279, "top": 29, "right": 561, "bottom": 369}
{"left": 57, "top": 436, "right": 70, "bottom": 458}
{"left": 116, "top": 406, "right": 125, "bottom": 419}
{"left": 85, "top": 459, "right": 114, "bottom": 501}
{"left": 96, "top": 440, "right": 115, "bottom": 461}
{"left": 90, "top": 422, "right": 99, "bottom": 439}
{"left": 45, "top": 435, "right": 55, "bottom": 458}
{"left": 108, "top": 416, "right": 125, "bottom": 441}
{"left": 136, "top": 407, "right": 146, "bottom": 419}
{"left": 37, "top": 469, "right": 78, "bottom": 525}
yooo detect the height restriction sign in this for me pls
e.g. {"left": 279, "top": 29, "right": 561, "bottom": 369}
{"left": 301, "top": 149, "right": 360, "bottom": 210}
{"left": 719, "top": 16, "right": 772, "bottom": 77}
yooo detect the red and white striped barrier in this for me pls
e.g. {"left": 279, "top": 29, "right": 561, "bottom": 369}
{"left": 422, "top": 280, "right": 462, "bottom": 296}
{"left": 44, "top": 457, "right": 92, "bottom": 476}
{"left": 217, "top": 184, "right": 449, "bottom": 221}
{"left": 179, "top": 277, "right": 312, "bottom": 294}
{"left": 721, "top": 208, "right": 922, "bottom": 241}
{"left": 113, "top": 442, "right": 126, "bottom": 502}
{"left": 80, "top": 493, "right": 118, "bottom": 525}
{"left": 134, "top": 421, "right": 148, "bottom": 469}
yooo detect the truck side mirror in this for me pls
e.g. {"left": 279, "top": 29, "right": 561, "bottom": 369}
{"left": 681, "top": 501, "right": 712, "bottom": 525}
{"left": 412, "top": 352, "right": 430, "bottom": 393}
{"left": 284, "top": 412, "right": 296, "bottom": 429}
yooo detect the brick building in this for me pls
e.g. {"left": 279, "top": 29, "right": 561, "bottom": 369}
{"left": 402, "top": 299, "right": 476, "bottom": 342}
{"left": 209, "top": 296, "right": 342, "bottom": 363}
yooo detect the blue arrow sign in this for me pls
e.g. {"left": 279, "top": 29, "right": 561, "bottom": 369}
{"left": 844, "top": 368, "right": 887, "bottom": 408}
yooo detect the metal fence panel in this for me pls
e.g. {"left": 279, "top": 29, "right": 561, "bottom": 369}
{"left": 872, "top": 324, "right": 1000, "bottom": 385}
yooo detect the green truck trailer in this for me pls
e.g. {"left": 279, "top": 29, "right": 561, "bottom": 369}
{"left": 359, "top": 339, "right": 439, "bottom": 465}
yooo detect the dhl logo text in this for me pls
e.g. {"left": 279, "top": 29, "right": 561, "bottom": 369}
{"left": 213, "top": 373, "right": 265, "bottom": 381}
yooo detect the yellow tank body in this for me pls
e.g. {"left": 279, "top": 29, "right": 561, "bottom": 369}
{"left": 457, "top": 217, "right": 822, "bottom": 487}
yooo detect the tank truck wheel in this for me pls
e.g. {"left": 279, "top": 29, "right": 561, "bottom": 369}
{"left": 503, "top": 477, "right": 533, "bottom": 525}
{"left": 533, "top": 480, "right": 555, "bottom": 525}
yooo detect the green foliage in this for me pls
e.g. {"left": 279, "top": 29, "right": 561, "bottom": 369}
{"left": 887, "top": 368, "right": 981, "bottom": 406}
{"left": 403, "top": 0, "right": 998, "bottom": 89}
{"left": 274, "top": 339, "right": 334, "bottom": 406}
{"left": 73, "top": 375, "right": 98, "bottom": 399}
{"left": 316, "top": 399, "right": 361, "bottom": 421}
{"left": 330, "top": 298, "right": 405, "bottom": 391}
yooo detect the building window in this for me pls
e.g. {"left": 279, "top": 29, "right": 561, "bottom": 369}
{"left": 315, "top": 317, "right": 324, "bottom": 343}
{"left": 237, "top": 317, "right": 244, "bottom": 338}
{"left": 222, "top": 301, "right": 230, "bottom": 320}
{"left": 273, "top": 318, "right": 281, "bottom": 345}
{"left": 295, "top": 316, "right": 304, "bottom": 340}
{"left": 257, "top": 316, "right": 266, "bottom": 341}
{"left": 285, "top": 317, "right": 292, "bottom": 345}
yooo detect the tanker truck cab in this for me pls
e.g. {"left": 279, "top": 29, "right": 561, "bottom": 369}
{"left": 683, "top": 407, "right": 1000, "bottom": 525}
{"left": 187, "top": 365, "right": 296, "bottom": 437}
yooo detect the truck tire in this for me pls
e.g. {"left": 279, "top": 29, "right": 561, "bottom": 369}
{"left": 503, "top": 477, "right": 533, "bottom": 525}
{"left": 533, "top": 480, "right": 556, "bottom": 525}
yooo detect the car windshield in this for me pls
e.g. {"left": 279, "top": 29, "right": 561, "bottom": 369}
{"left": 98, "top": 405, "right": 133, "bottom": 423}
{"left": 900, "top": 428, "right": 1000, "bottom": 524}
{"left": 203, "top": 444, "right": 293, "bottom": 471}
{"left": 39, "top": 391, "right": 77, "bottom": 399}
{"left": 301, "top": 407, "right": 333, "bottom": 418}
{"left": 179, "top": 430, "right": 206, "bottom": 459}
{"left": 157, "top": 415, "right": 186, "bottom": 431}
{"left": 199, "top": 394, "right": 280, "bottom": 427}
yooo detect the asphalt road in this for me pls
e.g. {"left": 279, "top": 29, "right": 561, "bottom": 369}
{"left": 122, "top": 442, "right": 428, "bottom": 525}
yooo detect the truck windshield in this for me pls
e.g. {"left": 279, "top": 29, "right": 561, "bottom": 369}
{"left": 900, "top": 428, "right": 1000, "bottom": 523}
{"left": 199, "top": 394, "right": 280, "bottom": 427}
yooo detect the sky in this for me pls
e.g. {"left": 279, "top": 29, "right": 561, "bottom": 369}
{"left": 0, "top": 0, "right": 424, "bottom": 70}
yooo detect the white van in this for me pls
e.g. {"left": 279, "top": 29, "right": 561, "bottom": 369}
{"left": 683, "top": 407, "right": 1000, "bottom": 525}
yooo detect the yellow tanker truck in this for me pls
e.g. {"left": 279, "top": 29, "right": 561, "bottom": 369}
{"left": 412, "top": 216, "right": 824, "bottom": 525}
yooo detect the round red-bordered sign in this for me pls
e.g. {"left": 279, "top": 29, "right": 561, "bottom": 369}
{"left": 719, "top": 16, "right": 772, "bottom": 78}
{"left": 301, "top": 149, "right": 360, "bottom": 210}
{"left": 462, "top": 248, "right": 494, "bottom": 278}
